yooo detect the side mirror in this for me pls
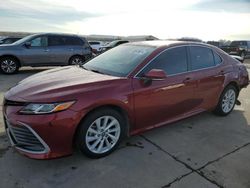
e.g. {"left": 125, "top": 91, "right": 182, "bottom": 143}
{"left": 24, "top": 42, "right": 31, "bottom": 48}
{"left": 144, "top": 69, "right": 167, "bottom": 80}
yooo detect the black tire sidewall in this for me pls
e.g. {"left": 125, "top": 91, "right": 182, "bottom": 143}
{"left": 69, "top": 56, "right": 84, "bottom": 65}
{"left": 76, "top": 108, "right": 126, "bottom": 158}
{"left": 0, "top": 57, "right": 19, "bottom": 74}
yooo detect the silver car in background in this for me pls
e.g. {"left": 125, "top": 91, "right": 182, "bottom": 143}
{"left": 0, "top": 33, "right": 92, "bottom": 74}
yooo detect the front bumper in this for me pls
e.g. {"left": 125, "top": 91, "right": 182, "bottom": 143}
{"left": 3, "top": 105, "right": 83, "bottom": 159}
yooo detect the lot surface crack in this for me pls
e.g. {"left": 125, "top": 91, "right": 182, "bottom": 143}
{"left": 197, "top": 142, "right": 250, "bottom": 171}
{"left": 141, "top": 135, "right": 223, "bottom": 188}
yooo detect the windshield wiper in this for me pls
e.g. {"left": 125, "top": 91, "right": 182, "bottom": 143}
{"left": 81, "top": 65, "right": 110, "bottom": 75}
{"left": 90, "top": 69, "right": 104, "bottom": 74}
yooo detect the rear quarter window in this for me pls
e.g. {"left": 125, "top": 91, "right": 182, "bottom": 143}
{"left": 213, "top": 52, "right": 222, "bottom": 65}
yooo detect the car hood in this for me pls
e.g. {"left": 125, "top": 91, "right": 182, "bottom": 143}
{"left": 0, "top": 43, "right": 18, "bottom": 49}
{"left": 5, "top": 66, "right": 121, "bottom": 102}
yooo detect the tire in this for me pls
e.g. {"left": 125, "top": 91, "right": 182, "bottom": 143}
{"left": 0, "top": 57, "right": 19, "bottom": 74}
{"left": 240, "top": 51, "right": 245, "bottom": 60}
{"left": 213, "top": 85, "right": 238, "bottom": 116}
{"left": 69, "top": 56, "right": 85, "bottom": 66}
{"left": 76, "top": 108, "right": 126, "bottom": 158}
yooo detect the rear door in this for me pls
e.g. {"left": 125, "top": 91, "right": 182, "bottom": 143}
{"left": 133, "top": 46, "right": 199, "bottom": 131}
{"left": 188, "top": 45, "right": 225, "bottom": 110}
{"left": 47, "top": 35, "right": 73, "bottom": 65}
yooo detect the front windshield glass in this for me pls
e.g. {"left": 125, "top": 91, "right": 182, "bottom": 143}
{"left": 84, "top": 45, "right": 155, "bottom": 77}
{"left": 13, "top": 34, "right": 38, "bottom": 45}
{"left": 106, "top": 40, "right": 118, "bottom": 47}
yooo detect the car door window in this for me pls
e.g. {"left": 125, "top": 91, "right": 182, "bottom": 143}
{"left": 140, "top": 46, "right": 188, "bottom": 76}
{"left": 189, "top": 46, "right": 215, "bottom": 70}
{"left": 48, "top": 36, "right": 65, "bottom": 46}
{"left": 63, "top": 37, "right": 83, "bottom": 46}
{"left": 30, "top": 36, "right": 48, "bottom": 47}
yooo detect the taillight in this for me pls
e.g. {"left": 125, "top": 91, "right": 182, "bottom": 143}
{"left": 91, "top": 48, "right": 97, "bottom": 53}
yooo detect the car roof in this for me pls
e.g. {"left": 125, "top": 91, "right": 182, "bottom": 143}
{"left": 127, "top": 40, "right": 214, "bottom": 49}
{"left": 25, "top": 33, "right": 81, "bottom": 38}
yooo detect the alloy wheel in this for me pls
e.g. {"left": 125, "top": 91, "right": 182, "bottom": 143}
{"left": 1, "top": 59, "right": 17, "bottom": 73}
{"left": 71, "top": 57, "right": 83, "bottom": 65}
{"left": 222, "top": 89, "right": 236, "bottom": 113}
{"left": 85, "top": 116, "right": 121, "bottom": 154}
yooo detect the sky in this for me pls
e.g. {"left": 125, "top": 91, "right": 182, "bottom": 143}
{"left": 0, "top": 0, "right": 250, "bottom": 41}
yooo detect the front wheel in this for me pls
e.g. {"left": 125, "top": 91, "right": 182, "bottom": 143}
{"left": 76, "top": 108, "right": 125, "bottom": 158}
{"left": 0, "top": 57, "right": 19, "bottom": 74}
{"left": 213, "top": 85, "right": 238, "bottom": 116}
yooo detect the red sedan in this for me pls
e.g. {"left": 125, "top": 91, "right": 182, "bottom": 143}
{"left": 3, "top": 41, "right": 249, "bottom": 159}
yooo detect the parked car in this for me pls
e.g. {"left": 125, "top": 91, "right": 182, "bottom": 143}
{"left": 230, "top": 55, "right": 244, "bottom": 63}
{"left": 220, "top": 40, "right": 250, "bottom": 60}
{"left": 88, "top": 41, "right": 104, "bottom": 54}
{"left": 101, "top": 40, "right": 129, "bottom": 52}
{"left": 3, "top": 41, "right": 249, "bottom": 159}
{"left": 0, "top": 37, "right": 22, "bottom": 45}
{"left": 0, "top": 33, "right": 92, "bottom": 74}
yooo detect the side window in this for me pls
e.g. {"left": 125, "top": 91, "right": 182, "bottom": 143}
{"left": 247, "top": 41, "right": 250, "bottom": 48}
{"left": 30, "top": 36, "right": 48, "bottom": 47}
{"left": 65, "top": 37, "right": 83, "bottom": 46}
{"left": 213, "top": 52, "right": 222, "bottom": 65}
{"left": 48, "top": 36, "right": 65, "bottom": 46}
{"left": 141, "top": 47, "right": 188, "bottom": 76}
{"left": 190, "top": 46, "right": 214, "bottom": 70}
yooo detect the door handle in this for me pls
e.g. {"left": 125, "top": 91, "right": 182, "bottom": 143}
{"left": 219, "top": 70, "right": 225, "bottom": 75}
{"left": 44, "top": 49, "right": 49, "bottom": 52}
{"left": 69, "top": 48, "right": 74, "bottom": 51}
{"left": 183, "top": 77, "right": 191, "bottom": 83}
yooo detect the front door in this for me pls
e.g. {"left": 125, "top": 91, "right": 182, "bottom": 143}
{"left": 21, "top": 36, "right": 50, "bottom": 65}
{"left": 132, "top": 46, "right": 199, "bottom": 132}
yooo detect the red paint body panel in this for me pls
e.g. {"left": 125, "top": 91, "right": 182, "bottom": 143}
{"left": 2, "top": 41, "right": 249, "bottom": 159}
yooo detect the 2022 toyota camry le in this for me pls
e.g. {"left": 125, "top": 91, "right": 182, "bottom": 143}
{"left": 2, "top": 41, "right": 249, "bottom": 159}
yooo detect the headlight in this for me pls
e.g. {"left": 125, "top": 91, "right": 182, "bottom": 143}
{"left": 19, "top": 101, "right": 75, "bottom": 114}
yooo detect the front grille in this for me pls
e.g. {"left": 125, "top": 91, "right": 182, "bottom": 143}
{"left": 4, "top": 99, "right": 27, "bottom": 106}
{"left": 5, "top": 119, "right": 48, "bottom": 153}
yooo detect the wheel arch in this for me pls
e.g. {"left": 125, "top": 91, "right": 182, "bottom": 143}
{"left": 72, "top": 104, "right": 132, "bottom": 147}
{"left": 227, "top": 81, "right": 240, "bottom": 93}
{"left": 68, "top": 54, "right": 85, "bottom": 64}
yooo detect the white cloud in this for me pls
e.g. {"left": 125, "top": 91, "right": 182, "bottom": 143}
{"left": 1, "top": 0, "right": 250, "bottom": 40}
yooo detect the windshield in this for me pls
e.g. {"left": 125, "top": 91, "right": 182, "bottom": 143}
{"left": 12, "top": 34, "right": 39, "bottom": 45}
{"left": 84, "top": 45, "right": 155, "bottom": 77}
{"left": 106, "top": 40, "right": 118, "bottom": 47}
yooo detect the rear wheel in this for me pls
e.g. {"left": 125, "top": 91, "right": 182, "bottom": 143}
{"left": 69, "top": 56, "right": 85, "bottom": 66}
{"left": 76, "top": 108, "right": 126, "bottom": 158}
{"left": 213, "top": 85, "right": 238, "bottom": 116}
{"left": 0, "top": 57, "right": 19, "bottom": 74}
